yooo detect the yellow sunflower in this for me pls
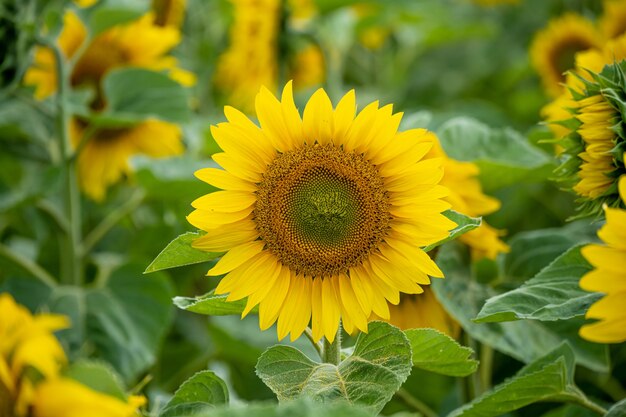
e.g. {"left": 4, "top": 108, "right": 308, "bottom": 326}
{"left": 579, "top": 177, "right": 626, "bottom": 343}
{"left": 600, "top": 0, "right": 626, "bottom": 39}
{"left": 189, "top": 83, "right": 456, "bottom": 342}
{"left": 153, "top": 0, "right": 187, "bottom": 28}
{"left": 289, "top": 44, "right": 326, "bottom": 91}
{"left": 530, "top": 13, "right": 603, "bottom": 97}
{"left": 214, "top": 0, "right": 280, "bottom": 113}
{"left": 0, "top": 293, "right": 144, "bottom": 417}
{"left": 373, "top": 289, "right": 460, "bottom": 337}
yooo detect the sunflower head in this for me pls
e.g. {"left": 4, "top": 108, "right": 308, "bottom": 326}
{"left": 530, "top": 13, "right": 603, "bottom": 97}
{"left": 552, "top": 58, "right": 626, "bottom": 217}
{"left": 189, "top": 82, "right": 456, "bottom": 342}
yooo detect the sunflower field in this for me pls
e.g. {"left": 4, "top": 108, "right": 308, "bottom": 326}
{"left": 1, "top": 0, "right": 626, "bottom": 416}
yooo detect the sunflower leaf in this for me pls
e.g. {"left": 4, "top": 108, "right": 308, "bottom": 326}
{"left": 174, "top": 291, "right": 253, "bottom": 316}
{"left": 475, "top": 245, "right": 600, "bottom": 323}
{"left": 191, "top": 398, "right": 372, "bottom": 417}
{"left": 423, "top": 210, "right": 481, "bottom": 252}
{"left": 405, "top": 328, "right": 478, "bottom": 376}
{"left": 145, "top": 232, "right": 220, "bottom": 274}
{"left": 63, "top": 360, "right": 128, "bottom": 401}
{"left": 446, "top": 343, "right": 594, "bottom": 417}
{"left": 255, "top": 322, "right": 412, "bottom": 414}
{"left": 160, "top": 370, "right": 229, "bottom": 417}
{"left": 606, "top": 399, "right": 626, "bottom": 417}
{"left": 437, "top": 117, "right": 554, "bottom": 191}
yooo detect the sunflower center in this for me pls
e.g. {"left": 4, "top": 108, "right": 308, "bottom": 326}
{"left": 255, "top": 144, "right": 390, "bottom": 277}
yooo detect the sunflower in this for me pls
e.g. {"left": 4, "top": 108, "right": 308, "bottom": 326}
{"left": 530, "top": 13, "right": 603, "bottom": 97}
{"left": 214, "top": 0, "right": 280, "bottom": 113}
{"left": 153, "top": 0, "right": 187, "bottom": 28}
{"left": 0, "top": 293, "right": 144, "bottom": 417}
{"left": 289, "top": 44, "right": 326, "bottom": 91}
{"left": 24, "top": 11, "right": 191, "bottom": 200}
{"left": 600, "top": 0, "right": 626, "bottom": 40}
{"left": 189, "top": 83, "right": 455, "bottom": 342}
{"left": 373, "top": 289, "right": 460, "bottom": 337}
{"left": 579, "top": 177, "right": 626, "bottom": 343}
{"left": 545, "top": 35, "right": 626, "bottom": 215}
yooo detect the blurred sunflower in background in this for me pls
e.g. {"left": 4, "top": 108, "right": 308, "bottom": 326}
{"left": 188, "top": 82, "right": 456, "bottom": 342}
{"left": 599, "top": 0, "right": 626, "bottom": 39}
{"left": 546, "top": 35, "right": 626, "bottom": 216}
{"left": 152, "top": 0, "right": 187, "bottom": 28}
{"left": 530, "top": 13, "right": 603, "bottom": 98}
{"left": 24, "top": 7, "right": 194, "bottom": 201}
{"left": 0, "top": 294, "right": 144, "bottom": 417}
{"left": 579, "top": 176, "right": 626, "bottom": 343}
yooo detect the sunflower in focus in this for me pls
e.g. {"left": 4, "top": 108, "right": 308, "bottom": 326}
{"left": 24, "top": 10, "right": 192, "bottom": 200}
{"left": 600, "top": 0, "right": 626, "bottom": 39}
{"left": 579, "top": 177, "right": 626, "bottom": 343}
{"left": 0, "top": 293, "right": 144, "bottom": 417}
{"left": 214, "top": 0, "right": 280, "bottom": 113}
{"left": 546, "top": 36, "right": 626, "bottom": 215}
{"left": 189, "top": 83, "right": 456, "bottom": 342}
{"left": 530, "top": 13, "right": 603, "bottom": 97}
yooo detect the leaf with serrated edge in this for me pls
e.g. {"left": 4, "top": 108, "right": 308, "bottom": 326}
{"left": 423, "top": 210, "right": 481, "bottom": 252}
{"left": 256, "top": 322, "right": 412, "bottom": 414}
{"left": 174, "top": 291, "right": 254, "bottom": 316}
{"left": 475, "top": 245, "right": 600, "bottom": 323}
{"left": 446, "top": 343, "right": 591, "bottom": 417}
{"left": 406, "top": 328, "right": 478, "bottom": 377}
{"left": 160, "top": 370, "right": 229, "bottom": 417}
{"left": 145, "top": 232, "right": 220, "bottom": 273}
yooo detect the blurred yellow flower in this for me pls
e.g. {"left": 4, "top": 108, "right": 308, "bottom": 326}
{"left": 0, "top": 293, "right": 144, "bottom": 417}
{"left": 189, "top": 83, "right": 455, "bottom": 342}
{"left": 472, "top": 0, "right": 519, "bottom": 5}
{"left": 373, "top": 289, "right": 460, "bottom": 337}
{"left": 353, "top": 4, "right": 390, "bottom": 50}
{"left": 70, "top": 119, "right": 183, "bottom": 201}
{"left": 74, "top": 0, "right": 98, "bottom": 7}
{"left": 153, "top": 0, "right": 187, "bottom": 28}
{"left": 579, "top": 177, "right": 626, "bottom": 343}
{"left": 289, "top": 44, "right": 326, "bottom": 91}
{"left": 600, "top": 0, "right": 626, "bottom": 39}
{"left": 530, "top": 13, "right": 603, "bottom": 97}
{"left": 24, "top": 10, "right": 194, "bottom": 101}
{"left": 214, "top": 0, "right": 280, "bottom": 113}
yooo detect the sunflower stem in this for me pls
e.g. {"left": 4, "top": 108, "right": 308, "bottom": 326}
{"left": 396, "top": 388, "right": 439, "bottom": 417}
{"left": 0, "top": 243, "right": 57, "bottom": 288}
{"left": 303, "top": 328, "right": 323, "bottom": 359}
{"left": 50, "top": 40, "right": 82, "bottom": 286}
{"left": 479, "top": 344, "right": 494, "bottom": 392}
{"left": 322, "top": 326, "right": 341, "bottom": 365}
{"left": 566, "top": 394, "right": 608, "bottom": 416}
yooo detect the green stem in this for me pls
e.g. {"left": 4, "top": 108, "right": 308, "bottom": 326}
{"left": 462, "top": 331, "right": 480, "bottom": 398}
{"left": 81, "top": 189, "right": 145, "bottom": 256}
{"left": 303, "top": 327, "right": 323, "bottom": 359}
{"left": 0, "top": 243, "right": 57, "bottom": 287}
{"left": 396, "top": 388, "right": 439, "bottom": 417}
{"left": 567, "top": 395, "right": 608, "bottom": 416}
{"left": 322, "top": 325, "right": 341, "bottom": 365}
{"left": 479, "top": 344, "right": 493, "bottom": 392}
{"left": 50, "top": 41, "right": 82, "bottom": 286}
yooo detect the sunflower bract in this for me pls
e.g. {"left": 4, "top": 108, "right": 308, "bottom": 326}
{"left": 188, "top": 82, "right": 456, "bottom": 343}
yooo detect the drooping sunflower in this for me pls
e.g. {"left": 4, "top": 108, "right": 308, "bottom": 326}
{"left": 579, "top": 176, "right": 626, "bottom": 343}
{"left": 24, "top": 10, "right": 192, "bottom": 200}
{"left": 547, "top": 35, "right": 626, "bottom": 215}
{"left": 0, "top": 293, "right": 144, "bottom": 417}
{"left": 188, "top": 83, "right": 456, "bottom": 342}
{"left": 530, "top": 13, "right": 603, "bottom": 97}
{"left": 214, "top": 0, "right": 280, "bottom": 113}
{"left": 600, "top": 0, "right": 626, "bottom": 40}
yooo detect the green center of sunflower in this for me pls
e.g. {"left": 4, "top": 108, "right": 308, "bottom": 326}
{"left": 254, "top": 144, "right": 390, "bottom": 277}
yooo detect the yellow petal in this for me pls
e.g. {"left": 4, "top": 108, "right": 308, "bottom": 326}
{"left": 191, "top": 191, "right": 256, "bottom": 212}
{"left": 321, "top": 277, "right": 341, "bottom": 342}
{"left": 194, "top": 167, "right": 257, "bottom": 191}
{"left": 207, "top": 240, "right": 265, "bottom": 276}
{"left": 259, "top": 266, "right": 291, "bottom": 330}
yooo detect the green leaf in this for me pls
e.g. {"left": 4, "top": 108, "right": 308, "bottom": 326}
{"left": 475, "top": 245, "right": 600, "bottom": 323}
{"left": 160, "top": 371, "right": 229, "bottom": 417}
{"left": 437, "top": 117, "right": 554, "bottom": 191}
{"left": 100, "top": 68, "right": 190, "bottom": 124}
{"left": 607, "top": 399, "right": 626, "bottom": 417}
{"left": 446, "top": 343, "right": 595, "bottom": 417}
{"left": 64, "top": 360, "right": 127, "bottom": 401}
{"left": 145, "top": 232, "right": 220, "bottom": 273}
{"left": 405, "top": 328, "right": 478, "bottom": 377}
{"left": 50, "top": 264, "right": 175, "bottom": 382}
{"left": 423, "top": 210, "right": 481, "bottom": 252}
{"left": 256, "top": 322, "right": 412, "bottom": 414}
{"left": 195, "top": 398, "right": 372, "bottom": 417}
{"left": 88, "top": 7, "right": 144, "bottom": 36}
{"left": 433, "top": 244, "right": 609, "bottom": 372}
{"left": 174, "top": 291, "right": 251, "bottom": 316}
{"left": 503, "top": 221, "right": 599, "bottom": 282}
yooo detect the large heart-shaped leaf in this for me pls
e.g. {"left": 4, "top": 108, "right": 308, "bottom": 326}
{"left": 160, "top": 370, "right": 229, "bottom": 417}
{"left": 406, "top": 328, "right": 478, "bottom": 377}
